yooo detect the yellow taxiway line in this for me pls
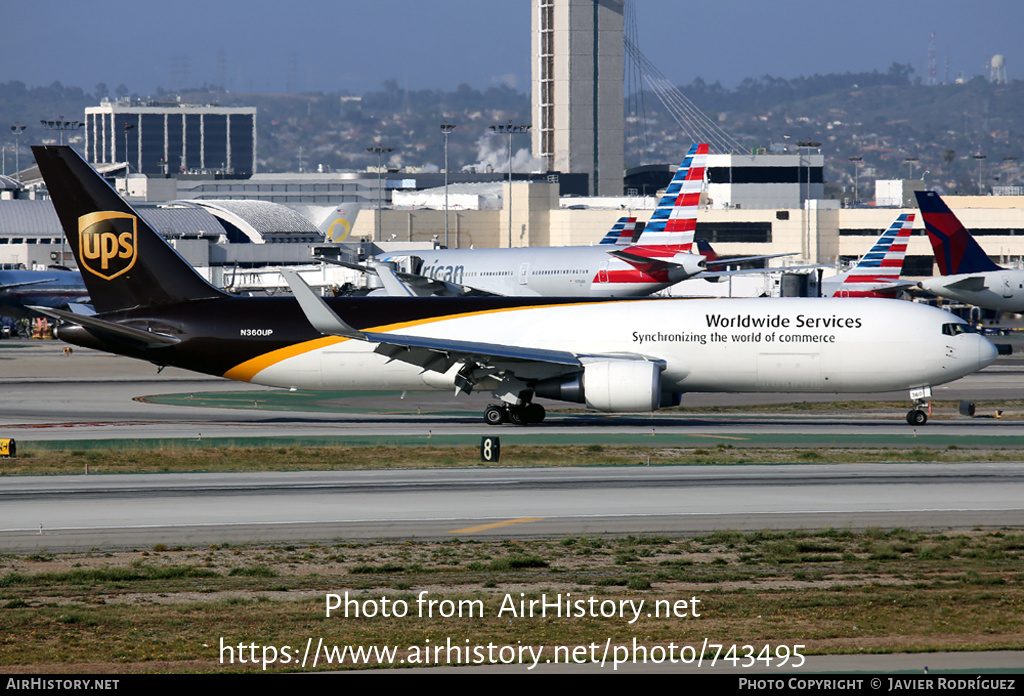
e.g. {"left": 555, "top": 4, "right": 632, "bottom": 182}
{"left": 450, "top": 517, "right": 547, "bottom": 534}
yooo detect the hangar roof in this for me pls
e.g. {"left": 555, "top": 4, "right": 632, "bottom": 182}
{"left": 0, "top": 198, "right": 322, "bottom": 244}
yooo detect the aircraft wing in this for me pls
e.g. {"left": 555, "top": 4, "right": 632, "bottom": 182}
{"left": 28, "top": 305, "right": 181, "bottom": 347}
{"left": 705, "top": 252, "right": 797, "bottom": 267}
{"left": 282, "top": 269, "right": 580, "bottom": 376}
{"left": 284, "top": 270, "right": 668, "bottom": 398}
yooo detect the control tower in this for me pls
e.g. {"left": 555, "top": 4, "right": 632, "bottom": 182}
{"left": 532, "top": 0, "right": 624, "bottom": 196}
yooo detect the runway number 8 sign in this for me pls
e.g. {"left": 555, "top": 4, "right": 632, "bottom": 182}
{"left": 481, "top": 436, "right": 500, "bottom": 463}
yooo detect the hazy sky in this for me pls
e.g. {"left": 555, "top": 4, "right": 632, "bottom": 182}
{"left": 4, "top": 1, "right": 1022, "bottom": 96}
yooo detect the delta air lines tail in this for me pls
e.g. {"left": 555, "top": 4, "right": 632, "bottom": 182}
{"left": 914, "top": 190, "right": 1024, "bottom": 312}
{"left": 917, "top": 190, "right": 1000, "bottom": 275}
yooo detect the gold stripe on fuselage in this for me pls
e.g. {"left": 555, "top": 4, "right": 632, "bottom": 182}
{"left": 223, "top": 335, "right": 343, "bottom": 382}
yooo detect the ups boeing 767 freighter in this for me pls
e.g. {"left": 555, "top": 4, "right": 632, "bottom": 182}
{"left": 31, "top": 145, "right": 996, "bottom": 426}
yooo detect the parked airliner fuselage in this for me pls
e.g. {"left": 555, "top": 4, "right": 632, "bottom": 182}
{"left": 918, "top": 271, "right": 1024, "bottom": 313}
{"left": 380, "top": 245, "right": 695, "bottom": 297}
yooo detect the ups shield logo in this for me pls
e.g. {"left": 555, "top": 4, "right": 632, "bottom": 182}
{"left": 78, "top": 211, "right": 138, "bottom": 280}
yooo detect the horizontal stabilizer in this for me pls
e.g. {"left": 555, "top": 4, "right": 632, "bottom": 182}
{"left": 29, "top": 305, "right": 181, "bottom": 347}
{"left": 0, "top": 278, "right": 57, "bottom": 292}
{"left": 608, "top": 248, "right": 671, "bottom": 266}
{"left": 66, "top": 302, "right": 96, "bottom": 316}
{"left": 939, "top": 276, "right": 987, "bottom": 292}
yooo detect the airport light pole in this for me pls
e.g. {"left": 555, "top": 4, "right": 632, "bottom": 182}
{"left": 440, "top": 122, "right": 456, "bottom": 248}
{"left": 490, "top": 122, "right": 531, "bottom": 248}
{"left": 9, "top": 123, "right": 25, "bottom": 181}
{"left": 797, "top": 140, "right": 820, "bottom": 262}
{"left": 1002, "top": 157, "right": 1019, "bottom": 192}
{"left": 367, "top": 144, "right": 395, "bottom": 241}
{"left": 904, "top": 157, "right": 919, "bottom": 180}
{"left": 796, "top": 140, "right": 820, "bottom": 204}
{"left": 40, "top": 116, "right": 81, "bottom": 146}
{"left": 848, "top": 156, "right": 862, "bottom": 207}
{"left": 973, "top": 153, "right": 987, "bottom": 194}
{"left": 123, "top": 123, "right": 135, "bottom": 173}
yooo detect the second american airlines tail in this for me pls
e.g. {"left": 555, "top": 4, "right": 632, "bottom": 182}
{"left": 599, "top": 216, "right": 638, "bottom": 245}
{"left": 827, "top": 214, "right": 915, "bottom": 298}
{"left": 629, "top": 143, "right": 707, "bottom": 250}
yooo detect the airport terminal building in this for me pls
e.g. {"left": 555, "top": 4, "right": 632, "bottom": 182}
{"left": 4, "top": 118, "right": 1024, "bottom": 295}
{"left": 5, "top": 159, "right": 1024, "bottom": 297}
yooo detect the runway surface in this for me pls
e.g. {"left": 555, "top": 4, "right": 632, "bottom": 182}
{"left": 3, "top": 463, "right": 1023, "bottom": 552}
{"left": 2, "top": 338, "right": 1024, "bottom": 554}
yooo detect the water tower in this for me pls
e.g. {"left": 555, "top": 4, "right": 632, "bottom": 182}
{"left": 990, "top": 54, "right": 1007, "bottom": 83}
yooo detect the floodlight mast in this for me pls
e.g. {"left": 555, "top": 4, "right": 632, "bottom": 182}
{"left": 367, "top": 144, "right": 396, "bottom": 241}
{"left": 489, "top": 122, "right": 531, "bottom": 248}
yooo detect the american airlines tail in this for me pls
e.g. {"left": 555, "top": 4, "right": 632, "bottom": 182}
{"left": 599, "top": 216, "right": 638, "bottom": 245}
{"left": 32, "top": 146, "right": 229, "bottom": 314}
{"left": 632, "top": 143, "right": 708, "bottom": 250}
{"left": 830, "top": 213, "right": 914, "bottom": 297}
{"left": 915, "top": 190, "right": 1001, "bottom": 275}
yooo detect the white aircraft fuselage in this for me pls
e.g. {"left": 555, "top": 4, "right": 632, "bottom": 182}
{"left": 381, "top": 245, "right": 702, "bottom": 297}
{"left": 217, "top": 296, "right": 995, "bottom": 401}
{"left": 918, "top": 271, "right": 1024, "bottom": 313}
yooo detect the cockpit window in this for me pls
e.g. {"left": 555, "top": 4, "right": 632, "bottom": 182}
{"left": 942, "top": 323, "right": 978, "bottom": 336}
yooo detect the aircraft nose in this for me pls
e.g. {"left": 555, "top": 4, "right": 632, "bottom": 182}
{"left": 977, "top": 335, "right": 999, "bottom": 369}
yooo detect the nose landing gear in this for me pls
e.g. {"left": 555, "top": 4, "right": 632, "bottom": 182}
{"left": 906, "top": 408, "right": 928, "bottom": 426}
{"left": 906, "top": 386, "right": 932, "bottom": 425}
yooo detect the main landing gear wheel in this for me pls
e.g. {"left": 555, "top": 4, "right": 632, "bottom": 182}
{"left": 484, "top": 404, "right": 506, "bottom": 425}
{"left": 508, "top": 407, "right": 527, "bottom": 426}
{"left": 482, "top": 403, "right": 546, "bottom": 426}
{"left": 906, "top": 409, "right": 928, "bottom": 426}
{"left": 525, "top": 403, "right": 546, "bottom": 423}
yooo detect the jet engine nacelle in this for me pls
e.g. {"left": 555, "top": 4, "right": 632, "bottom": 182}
{"left": 666, "top": 252, "right": 707, "bottom": 282}
{"left": 535, "top": 360, "right": 662, "bottom": 412}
